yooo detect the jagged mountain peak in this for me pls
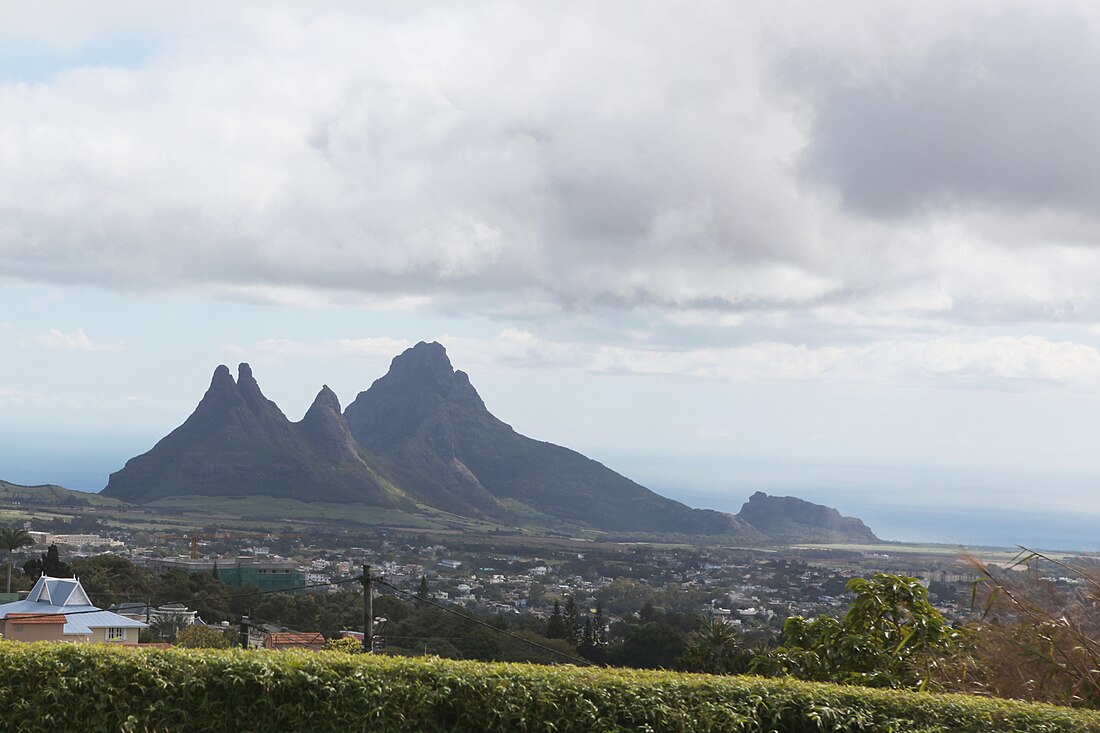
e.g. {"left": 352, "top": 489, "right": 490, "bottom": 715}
{"left": 103, "top": 363, "right": 406, "bottom": 507}
{"left": 298, "top": 385, "right": 380, "bottom": 471}
{"left": 314, "top": 384, "right": 340, "bottom": 406}
{"left": 210, "top": 363, "right": 234, "bottom": 387}
{"left": 383, "top": 341, "right": 456, "bottom": 389}
{"left": 303, "top": 385, "right": 342, "bottom": 419}
{"left": 235, "top": 362, "right": 281, "bottom": 415}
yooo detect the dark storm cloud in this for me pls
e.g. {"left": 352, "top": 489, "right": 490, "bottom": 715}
{"left": 787, "top": 11, "right": 1100, "bottom": 217}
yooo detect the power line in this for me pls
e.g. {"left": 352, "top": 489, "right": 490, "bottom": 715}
{"left": 8, "top": 574, "right": 595, "bottom": 666}
{"left": 374, "top": 577, "right": 591, "bottom": 666}
{"left": 323, "top": 587, "right": 365, "bottom": 637}
{"left": 3, "top": 576, "right": 363, "bottom": 623}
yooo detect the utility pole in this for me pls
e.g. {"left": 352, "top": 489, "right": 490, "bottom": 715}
{"left": 362, "top": 565, "right": 372, "bottom": 653}
{"left": 239, "top": 614, "right": 250, "bottom": 649}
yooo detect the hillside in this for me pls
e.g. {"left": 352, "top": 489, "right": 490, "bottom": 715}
{"left": 0, "top": 480, "right": 124, "bottom": 508}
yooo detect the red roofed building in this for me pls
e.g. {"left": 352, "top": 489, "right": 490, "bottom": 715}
{"left": 0, "top": 575, "right": 147, "bottom": 644}
{"left": 263, "top": 631, "right": 325, "bottom": 651}
{"left": 1, "top": 613, "right": 67, "bottom": 643}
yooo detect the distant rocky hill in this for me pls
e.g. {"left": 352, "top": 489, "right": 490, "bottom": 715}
{"left": 736, "top": 491, "right": 880, "bottom": 543}
{"left": 101, "top": 342, "right": 758, "bottom": 538}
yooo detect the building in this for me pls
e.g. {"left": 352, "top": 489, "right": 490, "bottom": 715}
{"left": 0, "top": 575, "right": 147, "bottom": 644}
{"left": 47, "top": 534, "right": 125, "bottom": 548}
{"left": 111, "top": 602, "right": 200, "bottom": 627}
{"left": 263, "top": 631, "right": 325, "bottom": 651}
{"left": 143, "top": 556, "right": 305, "bottom": 594}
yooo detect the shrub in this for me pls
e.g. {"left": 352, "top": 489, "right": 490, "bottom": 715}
{"left": 1, "top": 641, "right": 1099, "bottom": 732}
{"left": 322, "top": 636, "right": 361, "bottom": 654}
{"left": 175, "top": 625, "right": 232, "bottom": 649}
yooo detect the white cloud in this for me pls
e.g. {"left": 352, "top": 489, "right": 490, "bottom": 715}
{"left": 34, "top": 328, "right": 121, "bottom": 351}
{"left": 239, "top": 329, "right": 1100, "bottom": 391}
{"left": 246, "top": 336, "right": 411, "bottom": 360}
{"left": 0, "top": 387, "right": 24, "bottom": 404}
{"left": 3, "top": 4, "right": 1100, "bottom": 354}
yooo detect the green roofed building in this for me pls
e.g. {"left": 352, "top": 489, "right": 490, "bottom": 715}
{"left": 145, "top": 557, "right": 305, "bottom": 594}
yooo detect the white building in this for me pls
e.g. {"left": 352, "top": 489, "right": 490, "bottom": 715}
{"left": 0, "top": 575, "right": 147, "bottom": 644}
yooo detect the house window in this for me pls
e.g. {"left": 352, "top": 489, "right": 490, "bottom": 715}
{"left": 106, "top": 627, "right": 125, "bottom": 641}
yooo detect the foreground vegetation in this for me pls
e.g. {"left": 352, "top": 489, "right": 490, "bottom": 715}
{"left": 1, "top": 642, "right": 1098, "bottom": 733}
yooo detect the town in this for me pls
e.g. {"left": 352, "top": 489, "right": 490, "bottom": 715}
{"left": 1, "top": 514, "right": 996, "bottom": 661}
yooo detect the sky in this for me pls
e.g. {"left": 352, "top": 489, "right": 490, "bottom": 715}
{"left": 3, "top": 2, "right": 1100, "bottom": 549}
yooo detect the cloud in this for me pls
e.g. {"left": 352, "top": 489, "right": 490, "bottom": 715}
{"left": 241, "top": 329, "right": 1100, "bottom": 391}
{"left": 245, "top": 336, "right": 411, "bottom": 359}
{"left": 0, "top": 5, "right": 823, "bottom": 314}
{"left": 560, "top": 335, "right": 1100, "bottom": 389}
{"left": 34, "top": 328, "right": 121, "bottom": 351}
{"left": 0, "top": 387, "right": 24, "bottom": 404}
{"left": 3, "top": 3, "right": 1100, "bottom": 347}
{"left": 784, "top": 7, "right": 1100, "bottom": 219}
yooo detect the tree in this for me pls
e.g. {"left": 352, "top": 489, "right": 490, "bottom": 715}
{"left": 753, "top": 574, "right": 968, "bottom": 690}
{"left": 608, "top": 621, "right": 688, "bottom": 669}
{"left": 150, "top": 614, "right": 190, "bottom": 643}
{"left": 0, "top": 527, "right": 35, "bottom": 594}
{"left": 678, "top": 617, "right": 751, "bottom": 675}
{"left": 563, "top": 595, "right": 581, "bottom": 647}
{"left": 579, "top": 617, "right": 594, "bottom": 654}
{"left": 416, "top": 576, "right": 429, "bottom": 608}
{"left": 545, "top": 600, "right": 566, "bottom": 639}
{"left": 593, "top": 603, "right": 607, "bottom": 646}
{"left": 70, "top": 555, "right": 153, "bottom": 609}
{"left": 22, "top": 543, "right": 71, "bottom": 581}
{"left": 175, "top": 624, "right": 232, "bottom": 648}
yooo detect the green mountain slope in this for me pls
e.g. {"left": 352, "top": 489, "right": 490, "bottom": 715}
{"left": 0, "top": 480, "right": 124, "bottom": 508}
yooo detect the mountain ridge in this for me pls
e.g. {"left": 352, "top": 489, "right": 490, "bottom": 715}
{"left": 102, "top": 364, "right": 408, "bottom": 508}
{"left": 99, "top": 341, "right": 878, "bottom": 542}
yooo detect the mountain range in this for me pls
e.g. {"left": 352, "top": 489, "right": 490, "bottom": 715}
{"left": 102, "top": 341, "right": 877, "bottom": 542}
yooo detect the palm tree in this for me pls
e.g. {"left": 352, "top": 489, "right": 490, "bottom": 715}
{"left": 678, "top": 617, "right": 750, "bottom": 675}
{"left": 1, "top": 527, "right": 35, "bottom": 594}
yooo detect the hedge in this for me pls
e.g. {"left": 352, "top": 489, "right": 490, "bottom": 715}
{"left": 1, "top": 642, "right": 1099, "bottom": 732}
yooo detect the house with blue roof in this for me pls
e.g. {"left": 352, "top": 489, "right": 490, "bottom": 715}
{"left": 0, "top": 575, "right": 147, "bottom": 644}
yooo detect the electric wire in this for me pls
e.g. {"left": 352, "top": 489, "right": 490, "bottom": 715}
{"left": 8, "top": 573, "right": 596, "bottom": 667}
{"left": 374, "top": 577, "right": 592, "bottom": 666}
{"left": 3, "top": 576, "right": 362, "bottom": 623}
{"left": 245, "top": 585, "right": 365, "bottom": 648}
